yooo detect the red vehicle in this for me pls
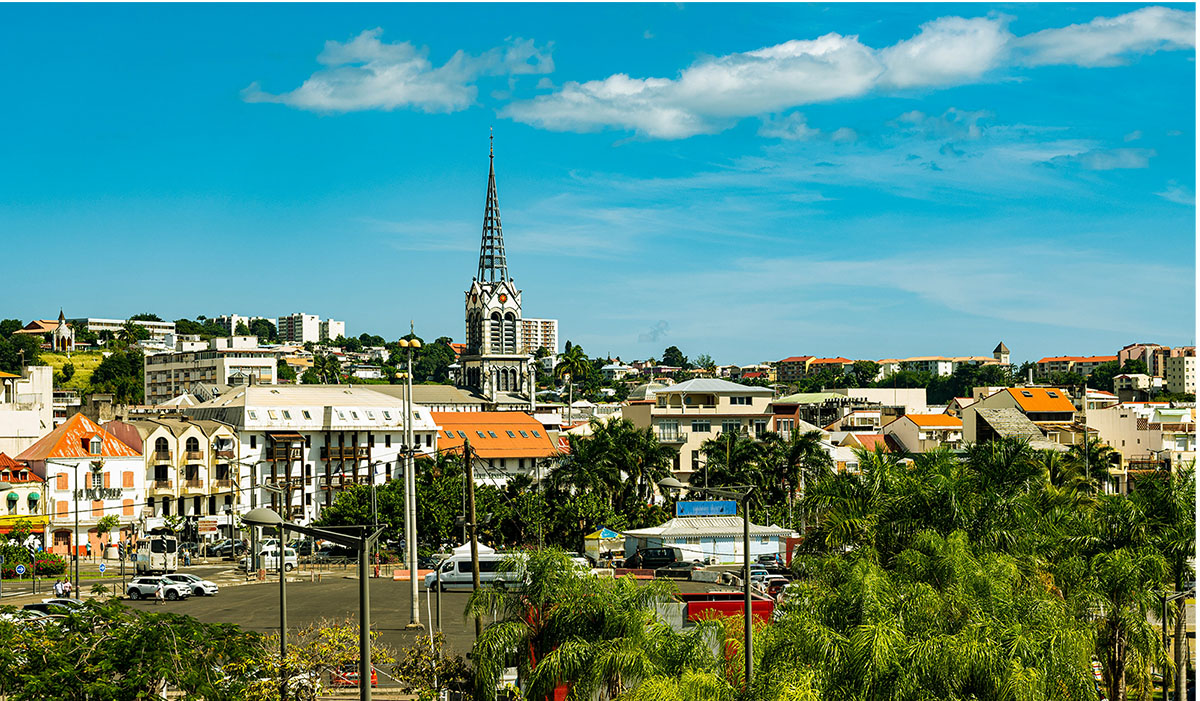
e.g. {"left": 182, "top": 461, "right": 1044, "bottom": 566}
{"left": 329, "top": 664, "right": 378, "bottom": 688}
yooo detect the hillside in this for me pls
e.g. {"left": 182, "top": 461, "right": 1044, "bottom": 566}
{"left": 40, "top": 351, "right": 106, "bottom": 391}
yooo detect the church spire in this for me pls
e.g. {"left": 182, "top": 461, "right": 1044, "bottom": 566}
{"left": 477, "top": 130, "right": 508, "bottom": 283}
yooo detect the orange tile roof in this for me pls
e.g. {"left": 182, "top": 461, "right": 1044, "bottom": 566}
{"left": 1004, "top": 388, "right": 1076, "bottom": 414}
{"left": 811, "top": 357, "right": 853, "bottom": 364}
{"left": 16, "top": 413, "right": 142, "bottom": 461}
{"left": 905, "top": 413, "right": 963, "bottom": 428}
{"left": 431, "top": 412, "right": 558, "bottom": 459}
{"left": 0, "top": 453, "right": 42, "bottom": 482}
{"left": 778, "top": 356, "right": 813, "bottom": 363}
{"left": 854, "top": 434, "right": 890, "bottom": 452}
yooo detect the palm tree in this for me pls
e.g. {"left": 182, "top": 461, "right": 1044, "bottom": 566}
{"left": 1065, "top": 437, "right": 1120, "bottom": 492}
{"left": 313, "top": 351, "right": 341, "bottom": 384}
{"left": 555, "top": 344, "right": 590, "bottom": 424}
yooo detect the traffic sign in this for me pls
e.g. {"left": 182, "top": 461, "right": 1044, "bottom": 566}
{"left": 0, "top": 554, "right": 4, "bottom": 565}
{"left": 98, "top": 563, "right": 106, "bottom": 574}
{"left": 14, "top": 565, "right": 25, "bottom": 576}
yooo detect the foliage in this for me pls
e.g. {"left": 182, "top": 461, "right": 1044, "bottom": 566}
{"left": 300, "top": 368, "right": 320, "bottom": 384}
{"left": 173, "top": 317, "right": 229, "bottom": 339}
{"left": 0, "top": 333, "right": 42, "bottom": 374}
{"left": 0, "top": 319, "right": 23, "bottom": 338}
{"left": 0, "top": 599, "right": 263, "bottom": 700}
{"left": 392, "top": 631, "right": 471, "bottom": 700}
{"left": 276, "top": 358, "right": 297, "bottom": 382}
{"left": 234, "top": 321, "right": 251, "bottom": 336}
{"left": 249, "top": 318, "right": 278, "bottom": 343}
{"left": 129, "top": 313, "right": 163, "bottom": 322}
{"left": 88, "top": 347, "right": 144, "bottom": 403}
{"left": 661, "top": 345, "right": 690, "bottom": 369}
{"left": 39, "top": 351, "right": 104, "bottom": 390}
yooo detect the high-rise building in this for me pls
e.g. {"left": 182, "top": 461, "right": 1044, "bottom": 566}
{"left": 520, "top": 318, "right": 558, "bottom": 355}
{"left": 458, "top": 136, "right": 534, "bottom": 401}
{"left": 277, "top": 313, "right": 320, "bottom": 344}
{"left": 320, "top": 319, "right": 346, "bottom": 341}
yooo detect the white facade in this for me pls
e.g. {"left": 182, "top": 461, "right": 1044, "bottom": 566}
{"left": 186, "top": 385, "right": 440, "bottom": 525}
{"left": 68, "top": 317, "right": 175, "bottom": 341}
{"left": 0, "top": 367, "right": 54, "bottom": 456}
{"left": 144, "top": 337, "right": 278, "bottom": 404}
{"left": 319, "top": 319, "right": 346, "bottom": 342}
{"left": 520, "top": 318, "right": 558, "bottom": 355}
{"left": 1165, "top": 355, "right": 1195, "bottom": 394}
{"left": 277, "top": 313, "right": 321, "bottom": 344}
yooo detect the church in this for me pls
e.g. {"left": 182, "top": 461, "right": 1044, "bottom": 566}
{"left": 456, "top": 138, "right": 535, "bottom": 404}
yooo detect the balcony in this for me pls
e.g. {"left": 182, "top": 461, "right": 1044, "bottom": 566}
{"left": 153, "top": 450, "right": 172, "bottom": 463}
{"left": 269, "top": 448, "right": 303, "bottom": 460}
{"left": 321, "top": 446, "right": 370, "bottom": 460}
{"left": 214, "top": 449, "right": 235, "bottom": 459}
{"left": 149, "top": 479, "right": 173, "bottom": 495}
{"left": 181, "top": 479, "right": 205, "bottom": 494}
{"left": 657, "top": 431, "right": 689, "bottom": 444}
{"left": 185, "top": 450, "right": 204, "bottom": 461}
{"left": 214, "top": 479, "right": 233, "bottom": 490}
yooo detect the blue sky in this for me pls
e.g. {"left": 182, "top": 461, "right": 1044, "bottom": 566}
{"left": 0, "top": 3, "right": 1194, "bottom": 365}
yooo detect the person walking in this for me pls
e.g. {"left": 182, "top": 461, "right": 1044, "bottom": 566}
{"left": 53, "top": 579, "right": 63, "bottom": 597}
{"left": 155, "top": 580, "right": 165, "bottom": 605}
{"left": 62, "top": 579, "right": 72, "bottom": 597}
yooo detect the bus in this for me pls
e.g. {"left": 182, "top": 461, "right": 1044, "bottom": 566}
{"left": 135, "top": 535, "right": 179, "bottom": 574}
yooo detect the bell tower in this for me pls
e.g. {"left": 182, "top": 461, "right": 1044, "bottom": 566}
{"left": 459, "top": 134, "right": 533, "bottom": 401}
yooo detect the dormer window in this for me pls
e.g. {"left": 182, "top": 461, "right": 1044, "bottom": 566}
{"left": 89, "top": 436, "right": 103, "bottom": 455}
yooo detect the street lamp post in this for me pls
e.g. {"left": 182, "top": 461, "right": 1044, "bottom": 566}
{"left": 242, "top": 507, "right": 382, "bottom": 701}
{"left": 397, "top": 335, "right": 422, "bottom": 628}
{"left": 658, "top": 477, "right": 756, "bottom": 688}
{"left": 44, "top": 459, "right": 86, "bottom": 594}
{"left": 233, "top": 459, "right": 271, "bottom": 576}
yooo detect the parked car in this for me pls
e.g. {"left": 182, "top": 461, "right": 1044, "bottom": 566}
{"left": 655, "top": 561, "right": 704, "bottom": 580}
{"left": 766, "top": 576, "right": 790, "bottom": 598}
{"left": 127, "top": 576, "right": 192, "bottom": 601}
{"left": 239, "top": 547, "right": 299, "bottom": 572}
{"left": 289, "top": 538, "right": 316, "bottom": 557}
{"left": 209, "top": 539, "right": 247, "bottom": 558}
{"left": 312, "top": 545, "right": 356, "bottom": 562}
{"left": 756, "top": 553, "right": 783, "bottom": 566}
{"left": 164, "top": 573, "right": 219, "bottom": 596}
{"left": 622, "top": 547, "right": 684, "bottom": 570}
{"left": 22, "top": 598, "right": 85, "bottom": 616}
{"left": 329, "top": 664, "right": 378, "bottom": 688}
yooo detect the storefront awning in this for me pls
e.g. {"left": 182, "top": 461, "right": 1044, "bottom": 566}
{"left": 5, "top": 492, "right": 16, "bottom": 501}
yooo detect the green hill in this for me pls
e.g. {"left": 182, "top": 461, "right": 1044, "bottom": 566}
{"left": 40, "top": 351, "right": 105, "bottom": 391}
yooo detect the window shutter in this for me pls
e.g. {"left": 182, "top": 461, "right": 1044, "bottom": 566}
{"left": 57, "top": 473, "right": 68, "bottom": 490}
{"left": 91, "top": 500, "right": 103, "bottom": 518}
{"left": 103, "top": 472, "right": 111, "bottom": 489}
{"left": 123, "top": 499, "right": 134, "bottom": 516}
{"left": 57, "top": 501, "right": 68, "bottom": 517}
{"left": 123, "top": 471, "right": 134, "bottom": 488}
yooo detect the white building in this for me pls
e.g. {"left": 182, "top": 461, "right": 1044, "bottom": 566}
{"left": 68, "top": 317, "right": 176, "bottom": 342}
{"left": 213, "top": 314, "right": 276, "bottom": 336}
{"left": 882, "top": 413, "right": 963, "bottom": 453}
{"left": 144, "top": 336, "right": 278, "bottom": 404}
{"left": 520, "top": 318, "right": 559, "bottom": 355}
{"left": 623, "top": 516, "right": 794, "bottom": 565}
{"left": 320, "top": 319, "right": 346, "bottom": 342}
{"left": 1165, "top": 355, "right": 1195, "bottom": 394}
{"left": 0, "top": 366, "right": 54, "bottom": 456}
{"left": 18, "top": 413, "right": 144, "bottom": 557}
{"left": 185, "top": 385, "right": 439, "bottom": 525}
{"left": 277, "top": 313, "right": 320, "bottom": 344}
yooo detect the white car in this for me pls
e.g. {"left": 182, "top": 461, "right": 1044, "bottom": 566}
{"left": 164, "top": 573, "right": 219, "bottom": 596}
{"left": 240, "top": 547, "right": 299, "bottom": 572}
{"left": 127, "top": 576, "right": 192, "bottom": 601}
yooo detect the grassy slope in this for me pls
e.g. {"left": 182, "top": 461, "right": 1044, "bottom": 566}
{"left": 40, "top": 351, "right": 105, "bottom": 390}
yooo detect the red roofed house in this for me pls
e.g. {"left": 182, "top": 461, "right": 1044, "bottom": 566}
{"left": 431, "top": 412, "right": 559, "bottom": 486}
{"left": 17, "top": 413, "right": 143, "bottom": 556}
{"left": 0, "top": 452, "right": 47, "bottom": 541}
{"left": 883, "top": 413, "right": 964, "bottom": 453}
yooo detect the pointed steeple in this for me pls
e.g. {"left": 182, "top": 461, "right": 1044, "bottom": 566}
{"left": 477, "top": 130, "right": 508, "bottom": 283}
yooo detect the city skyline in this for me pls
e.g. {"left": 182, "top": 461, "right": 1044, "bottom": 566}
{"left": 1, "top": 3, "right": 1194, "bottom": 364}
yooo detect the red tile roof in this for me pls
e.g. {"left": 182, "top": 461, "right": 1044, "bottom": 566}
{"left": 811, "top": 357, "right": 853, "bottom": 365}
{"left": 0, "top": 453, "right": 42, "bottom": 482}
{"left": 16, "top": 413, "right": 141, "bottom": 461}
{"left": 431, "top": 412, "right": 558, "bottom": 460}
{"left": 778, "top": 356, "right": 813, "bottom": 363}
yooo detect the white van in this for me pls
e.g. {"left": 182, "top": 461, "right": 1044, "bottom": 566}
{"left": 239, "top": 546, "right": 299, "bottom": 572}
{"left": 423, "top": 551, "right": 522, "bottom": 591}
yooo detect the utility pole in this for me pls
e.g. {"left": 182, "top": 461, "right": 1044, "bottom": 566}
{"left": 465, "top": 440, "right": 482, "bottom": 637}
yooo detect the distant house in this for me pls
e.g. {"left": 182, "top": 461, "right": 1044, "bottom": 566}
{"left": 431, "top": 411, "right": 559, "bottom": 486}
{"left": 883, "top": 413, "right": 963, "bottom": 453}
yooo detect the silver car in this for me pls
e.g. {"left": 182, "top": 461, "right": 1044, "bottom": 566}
{"left": 164, "top": 573, "right": 219, "bottom": 596}
{"left": 127, "top": 576, "right": 191, "bottom": 601}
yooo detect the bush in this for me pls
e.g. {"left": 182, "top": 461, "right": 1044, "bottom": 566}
{"left": 1, "top": 553, "right": 67, "bottom": 578}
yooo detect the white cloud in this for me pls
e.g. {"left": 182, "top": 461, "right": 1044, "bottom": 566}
{"left": 1016, "top": 6, "right": 1195, "bottom": 67}
{"left": 879, "top": 16, "right": 1012, "bottom": 88}
{"left": 1124, "top": 130, "right": 1143, "bottom": 142}
{"left": 243, "top": 29, "right": 552, "bottom": 113}
{"left": 505, "top": 7, "right": 1192, "bottom": 139}
{"left": 758, "top": 112, "right": 819, "bottom": 141}
{"left": 1157, "top": 182, "right": 1195, "bottom": 205}
{"left": 830, "top": 127, "right": 858, "bottom": 143}
{"left": 1054, "top": 148, "right": 1157, "bottom": 170}
{"left": 892, "top": 107, "right": 991, "bottom": 140}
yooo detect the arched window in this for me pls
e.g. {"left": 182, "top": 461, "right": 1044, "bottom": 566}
{"left": 489, "top": 312, "right": 502, "bottom": 353}
{"left": 155, "top": 437, "right": 169, "bottom": 454}
{"left": 185, "top": 437, "right": 199, "bottom": 453}
{"left": 503, "top": 313, "right": 517, "bottom": 353}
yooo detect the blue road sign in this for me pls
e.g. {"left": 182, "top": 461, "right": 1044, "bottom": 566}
{"left": 676, "top": 500, "right": 738, "bottom": 517}
{"left": 98, "top": 563, "right": 106, "bottom": 573}
{"left": 14, "top": 565, "right": 25, "bottom": 576}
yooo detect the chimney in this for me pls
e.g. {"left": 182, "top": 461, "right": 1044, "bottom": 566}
{"left": 1027, "top": 368, "right": 1034, "bottom": 385}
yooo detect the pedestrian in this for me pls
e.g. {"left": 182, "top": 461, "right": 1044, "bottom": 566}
{"left": 155, "top": 580, "right": 165, "bottom": 605}
{"left": 86, "top": 542, "right": 92, "bottom": 560}
{"left": 63, "top": 579, "right": 72, "bottom": 597}
{"left": 53, "top": 579, "right": 63, "bottom": 597}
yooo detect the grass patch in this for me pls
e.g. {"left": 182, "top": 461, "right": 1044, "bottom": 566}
{"left": 40, "top": 351, "right": 105, "bottom": 391}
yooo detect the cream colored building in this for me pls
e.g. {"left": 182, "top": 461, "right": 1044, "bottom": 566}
{"left": 144, "top": 336, "right": 277, "bottom": 404}
{"left": 883, "top": 413, "right": 963, "bottom": 453}
{"left": 107, "top": 417, "right": 240, "bottom": 534}
{"left": 0, "top": 366, "right": 54, "bottom": 456}
{"left": 1165, "top": 355, "right": 1195, "bottom": 394}
{"left": 622, "top": 378, "right": 774, "bottom": 482}
{"left": 1087, "top": 403, "right": 1195, "bottom": 491}
{"left": 68, "top": 317, "right": 175, "bottom": 341}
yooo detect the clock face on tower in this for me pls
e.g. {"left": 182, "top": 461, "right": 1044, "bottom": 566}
{"left": 498, "top": 293, "right": 507, "bottom": 303}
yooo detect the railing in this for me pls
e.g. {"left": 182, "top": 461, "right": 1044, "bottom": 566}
{"left": 214, "top": 479, "right": 233, "bottom": 489}
{"left": 150, "top": 479, "right": 173, "bottom": 492}
{"left": 183, "top": 479, "right": 203, "bottom": 489}
{"left": 321, "top": 447, "right": 370, "bottom": 460}
{"left": 215, "top": 449, "right": 235, "bottom": 459}
{"left": 185, "top": 450, "right": 204, "bottom": 461}
{"left": 657, "top": 431, "right": 689, "bottom": 444}
{"left": 270, "top": 448, "right": 302, "bottom": 460}
{"left": 154, "top": 450, "right": 171, "bottom": 462}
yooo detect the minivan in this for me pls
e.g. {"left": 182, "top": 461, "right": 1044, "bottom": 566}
{"left": 623, "top": 547, "right": 683, "bottom": 570}
{"left": 423, "top": 552, "right": 522, "bottom": 591}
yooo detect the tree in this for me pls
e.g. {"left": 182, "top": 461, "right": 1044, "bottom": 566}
{"left": 89, "top": 348, "right": 144, "bottom": 403}
{"left": 314, "top": 482, "right": 406, "bottom": 549}
{"left": 248, "top": 318, "right": 277, "bottom": 343}
{"left": 661, "top": 346, "right": 689, "bottom": 369}
{"left": 555, "top": 343, "right": 590, "bottom": 420}
{"left": 95, "top": 514, "right": 119, "bottom": 560}
{"left": 313, "top": 352, "right": 341, "bottom": 384}
{"left": 0, "top": 319, "right": 22, "bottom": 339}
{"left": 849, "top": 360, "right": 879, "bottom": 386}
{"left": 234, "top": 321, "right": 250, "bottom": 336}
{"left": 694, "top": 354, "right": 716, "bottom": 374}
{"left": 276, "top": 358, "right": 296, "bottom": 383}
{"left": 0, "top": 333, "right": 41, "bottom": 374}
{"left": 299, "top": 368, "right": 320, "bottom": 384}
{"left": 128, "top": 313, "right": 162, "bottom": 322}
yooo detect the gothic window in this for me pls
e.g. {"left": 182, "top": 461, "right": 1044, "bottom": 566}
{"left": 155, "top": 437, "right": 169, "bottom": 455}
{"left": 503, "top": 312, "right": 517, "bottom": 353}
{"left": 185, "top": 437, "right": 199, "bottom": 453}
{"left": 489, "top": 312, "right": 502, "bottom": 353}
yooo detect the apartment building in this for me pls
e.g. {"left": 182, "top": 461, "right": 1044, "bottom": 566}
{"left": 319, "top": 319, "right": 346, "bottom": 341}
{"left": 213, "top": 314, "right": 276, "bottom": 336}
{"left": 520, "top": 318, "right": 558, "bottom": 355}
{"left": 185, "top": 385, "right": 438, "bottom": 524}
{"left": 1035, "top": 355, "right": 1118, "bottom": 377}
{"left": 776, "top": 357, "right": 813, "bottom": 384}
{"left": 883, "top": 413, "right": 964, "bottom": 453}
{"left": 68, "top": 317, "right": 175, "bottom": 341}
{"left": 809, "top": 357, "right": 854, "bottom": 374}
{"left": 963, "top": 387, "right": 1078, "bottom": 444}
{"left": 431, "top": 411, "right": 558, "bottom": 486}
{"left": 144, "top": 336, "right": 277, "bottom": 404}
{"left": 1088, "top": 403, "right": 1196, "bottom": 491}
{"left": 1165, "top": 354, "right": 1196, "bottom": 394}
{"left": 900, "top": 357, "right": 955, "bottom": 376}
{"left": 18, "top": 413, "right": 144, "bottom": 557}
{"left": 0, "top": 366, "right": 54, "bottom": 456}
{"left": 0, "top": 452, "right": 46, "bottom": 543}
{"left": 105, "top": 418, "right": 240, "bottom": 533}
{"left": 622, "top": 378, "right": 774, "bottom": 482}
